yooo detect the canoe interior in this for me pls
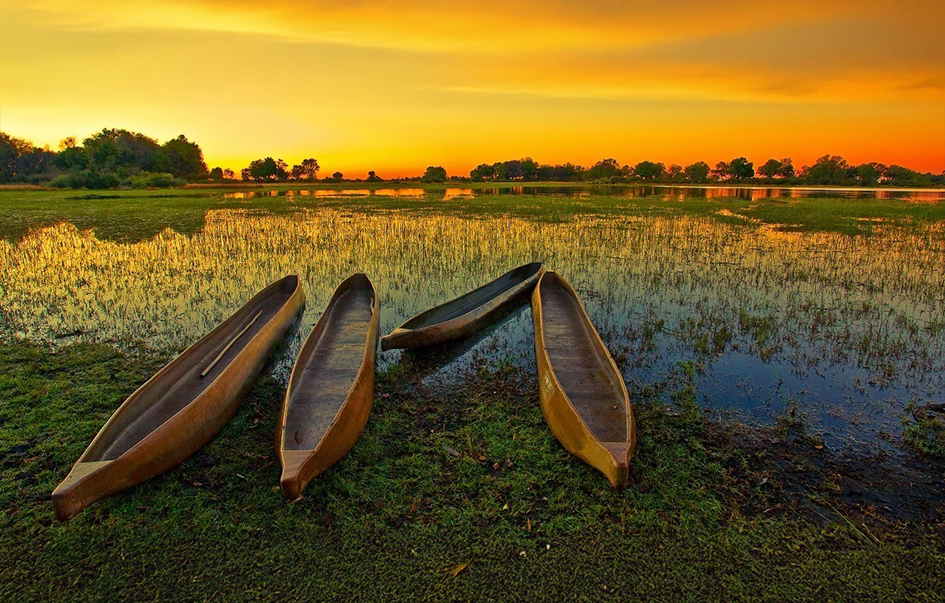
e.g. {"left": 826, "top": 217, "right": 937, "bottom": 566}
{"left": 538, "top": 274, "right": 628, "bottom": 443}
{"left": 84, "top": 276, "right": 300, "bottom": 461}
{"left": 400, "top": 262, "right": 542, "bottom": 330}
{"left": 283, "top": 276, "right": 376, "bottom": 451}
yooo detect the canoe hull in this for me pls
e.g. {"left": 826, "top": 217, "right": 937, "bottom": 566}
{"left": 52, "top": 276, "right": 305, "bottom": 520}
{"left": 531, "top": 272, "right": 636, "bottom": 488}
{"left": 278, "top": 274, "right": 380, "bottom": 500}
{"left": 381, "top": 262, "right": 542, "bottom": 350}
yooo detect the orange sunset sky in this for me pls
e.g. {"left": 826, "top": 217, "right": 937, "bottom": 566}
{"left": 1, "top": 0, "right": 943, "bottom": 178}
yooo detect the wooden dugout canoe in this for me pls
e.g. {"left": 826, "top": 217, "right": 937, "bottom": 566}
{"left": 51, "top": 275, "right": 305, "bottom": 521}
{"left": 531, "top": 271, "right": 636, "bottom": 487}
{"left": 277, "top": 273, "right": 379, "bottom": 500}
{"left": 381, "top": 262, "right": 542, "bottom": 351}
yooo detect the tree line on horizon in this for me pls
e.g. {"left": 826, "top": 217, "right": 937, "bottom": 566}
{"left": 2, "top": 129, "right": 943, "bottom": 189}
{"left": 458, "top": 156, "right": 944, "bottom": 187}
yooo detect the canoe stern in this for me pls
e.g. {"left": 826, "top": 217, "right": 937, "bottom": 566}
{"left": 599, "top": 442, "right": 633, "bottom": 489}
{"left": 51, "top": 461, "right": 115, "bottom": 521}
{"left": 279, "top": 449, "right": 313, "bottom": 501}
{"left": 380, "top": 328, "right": 409, "bottom": 351}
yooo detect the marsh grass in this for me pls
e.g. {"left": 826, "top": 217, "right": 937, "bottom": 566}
{"left": 1, "top": 193, "right": 943, "bottom": 450}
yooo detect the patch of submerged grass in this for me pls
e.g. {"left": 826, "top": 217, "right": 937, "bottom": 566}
{"left": 733, "top": 197, "right": 945, "bottom": 236}
{"left": 903, "top": 407, "right": 945, "bottom": 459}
{"left": 738, "top": 310, "right": 781, "bottom": 361}
{"left": 2, "top": 341, "right": 945, "bottom": 601}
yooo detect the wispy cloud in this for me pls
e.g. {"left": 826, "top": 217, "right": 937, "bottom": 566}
{"left": 3, "top": 0, "right": 943, "bottom": 172}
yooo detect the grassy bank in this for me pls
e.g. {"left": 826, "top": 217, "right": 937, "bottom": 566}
{"left": 2, "top": 341, "right": 943, "bottom": 601}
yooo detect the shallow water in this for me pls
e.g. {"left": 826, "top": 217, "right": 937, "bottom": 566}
{"left": 224, "top": 185, "right": 945, "bottom": 202}
{"left": 1, "top": 204, "right": 943, "bottom": 452}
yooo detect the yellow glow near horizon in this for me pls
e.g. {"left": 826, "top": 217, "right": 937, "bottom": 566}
{"left": 1, "top": 0, "right": 943, "bottom": 177}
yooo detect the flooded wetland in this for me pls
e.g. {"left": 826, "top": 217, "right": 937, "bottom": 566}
{"left": 3, "top": 185, "right": 945, "bottom": 600}
{"left": 2, "top": 186, "right": 943, "bottom": 454}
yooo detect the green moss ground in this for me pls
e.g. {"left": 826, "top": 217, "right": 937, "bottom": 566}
{"left": 1, "top": 342, "right": 943, "bottom": 602}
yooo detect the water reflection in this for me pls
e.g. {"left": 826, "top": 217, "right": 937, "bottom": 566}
{"left": 1, "top": 209, "right": 943, "bottom": 451}
{"left": 226, "top": 189, "right": 427, "bottom": 200}
{"left": 223, "top": 185, "right": 945, "bottom": 202}
{"left": 226, "top": 187, "right": 475, "bottom": 201}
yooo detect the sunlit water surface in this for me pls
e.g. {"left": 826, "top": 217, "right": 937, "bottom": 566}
{"left": 224, "top": 185, "right": 945, "bottom": 202}
{"left": 1, "top": 206, "right": 943, "bottom": 452}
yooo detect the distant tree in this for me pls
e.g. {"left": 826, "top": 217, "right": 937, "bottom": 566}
{"left": 520, "top": 157, "right": 539, "bottom": 181}
{"left": 209, "top": 167, "right": 225, "bottom": 180}
{"left": 633, "top": 160, "right": 665, "bottom": 182}
{"left": 728, "top": 157, "right": 754, "bottom": 181}
{"left": 241, "top": 168, "right": 252, "bottom": 181}
{"left": 366, "top": 170, "right": 382, "bottom": 182}
{"left": 884, "top": 165, "right": 929, "bottom": 187}
{"left": 490, "top": 159, "right": 540, "bottom": 181}
{"left": 223, "top": 168, "right": 235, "bottom": 180}
{"left": 470, "top": 163, "right": 495, "bottom": 181}
{"left": 83, "top": 128, "right": 162, "bottom": 173}
{"left": 0, "top": 133, "right": 57, "bottom": 183}
{"left": 15, "top": 147, "right": 55, "bottom": 180}
{"left": 856, "top": 163, "right": 886, "bottom": 187}
{"left": 711, "top": 161, "right": 731, "bottom": 181}
{"left": 0, "top": 132, "right": 35, "bottom": 182}
{"left": 290, "top": 157, "right": 319, "bottom": 180}
{"left": 586, "top": 158, "right": 622, "bottom": 181}
{"left": 54, "top": 146, "right": 89, "bottom": 171}
{"left": 275, "top": 159, "right": 288, "bottom": 180}
{"left": 757, "top": 159, "right": 783, "bottom": 180}
{"left": 331, "top": 171, "right": 344, "bottom": 181}
{"left": 160, "top": 135, "right": 208, "bottom": 179}
{"left": 423, "top": 166, "right": 448, "bottom": 183}
{"left": 501, "top": 160, "right": 527, "bottom": 180}
{"left": 560, "top": 163, "right": 585, "bottom": 181}
{"left": 665, "top": 164, "right": 683, "bottom": 182}
{"left": 801, "top": 155, "right": 855, "bottom": 185}
{"left": 536, "top": 162, "right": 584, "bottom": 181}
{"left": 245, "top": 157, "right": 287, "bottom": 181}
{"left": 58, "top": 136, "right": 77, "bottom": 151}
{"left": 684, "top": 161, "right": 711, "bottom": 183}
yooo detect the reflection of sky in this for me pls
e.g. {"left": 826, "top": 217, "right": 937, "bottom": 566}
{"left": 1, "top": 208, "right": 943, "bottom": 451}
{"left": 223, "top": 186, "right": 945, "bottom": 202}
